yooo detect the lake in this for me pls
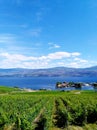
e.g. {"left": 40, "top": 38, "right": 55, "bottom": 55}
{"left": 0, "top": 76, "right": 97, "bottom": 90}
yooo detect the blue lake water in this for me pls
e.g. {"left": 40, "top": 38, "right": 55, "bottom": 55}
{"left": 0, "top": 76, "right": 97, "bottom": 90}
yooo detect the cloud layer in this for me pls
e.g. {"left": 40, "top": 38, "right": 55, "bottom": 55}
{"left": 0, "top": 51, "right": 94, "bottom": 69}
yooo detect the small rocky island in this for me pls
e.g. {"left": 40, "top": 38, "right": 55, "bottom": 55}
{"left": 56, "top": 81, "right": 97, "bottom": 89}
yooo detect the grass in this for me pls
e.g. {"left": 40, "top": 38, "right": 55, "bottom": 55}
{"left": 0, "top": 85, "right": 95, "bottom": 95}
{"left": 0, "top": 86, "right": 20, "bottom": 94}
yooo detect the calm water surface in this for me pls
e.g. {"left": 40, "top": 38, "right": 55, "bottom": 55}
{"left": 0, "top": 76, "right": 97, "bottom": 90}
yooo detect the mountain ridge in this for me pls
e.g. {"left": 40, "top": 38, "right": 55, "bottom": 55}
{"left": 0, "top": 66, "right": 97, "bottom": 77}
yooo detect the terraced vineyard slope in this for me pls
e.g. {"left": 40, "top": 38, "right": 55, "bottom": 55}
{"left": 0, "top": 87, "right": 97, "bottom": 130}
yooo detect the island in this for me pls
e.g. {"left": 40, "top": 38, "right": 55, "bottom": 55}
{"left": 56, "top": 81, "right": 97, "bottom": 89}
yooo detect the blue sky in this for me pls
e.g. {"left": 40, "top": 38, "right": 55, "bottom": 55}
{"left": 0, "top": 0, "right": 97, "bottom": 68}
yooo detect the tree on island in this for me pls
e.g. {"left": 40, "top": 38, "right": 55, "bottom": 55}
{"left": 56, "top": 81, "right": 82, "bottom": 89}
{"left": 74, "top": 83, "right": 82, "bottom": 89}
{"left": 92, "top": 83, "right": 97, "bottom": 92}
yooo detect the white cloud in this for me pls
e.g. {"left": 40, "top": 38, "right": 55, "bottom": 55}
{"left": 71, "top": 52, "right": 80, "bottom": 57}
{"left": 0, "top": 51, "right": 83, "bottom": 68}
{"left": 48, "top": 42, "right": 61, "bottom": 49}
{"left": 0, "top": 51, "right": 72, "bottom": 61}
{"left": 0, "top": 53, "right": 37, "bottom": 61}
{"left": 38, "top": 52, "right": 80, "bottom": 60}
{"left": 67, "top": 62, "right": 81, "bottom": 68}
{"left": 47, "top": 52, "right": 71, "bottom": 59}
{"left": 74, "top": 57, "right": 88, "bottom": 63}
{"left": 53, "top": 44, "right": 60, "bottom": 49}
{"left": 0, "top": 51, "right": 96, "bottom": 68}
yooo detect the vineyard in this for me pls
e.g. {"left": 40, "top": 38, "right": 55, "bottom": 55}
{"left": 0, "top": 87, "right": 97, "bottom": 130}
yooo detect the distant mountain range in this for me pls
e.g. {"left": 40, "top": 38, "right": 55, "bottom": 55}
{"left": 0, "top": 66, "right": 97, "bottom": 77}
